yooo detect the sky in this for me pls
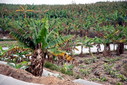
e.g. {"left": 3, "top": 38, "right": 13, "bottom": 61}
{"left": 0, "top": 0, "right": 125, "bottom": 5}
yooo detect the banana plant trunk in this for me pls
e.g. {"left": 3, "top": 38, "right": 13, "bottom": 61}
{"left": 116, "top": 43, "right": 124, "bottom": 55}
{"left": 89, "top": 47, "right": 91, "bottom": 55}
{"left": 80, "top": 45, "right": 83, "bottom": 56}
{"left": 26, "top": 43, "right": 45, "bottom": 76}
{"left": 97, "top": 44, "right": 101, "bottom": 54}
{"left": 103, "top": 43, "right": 110, "bottom": 56}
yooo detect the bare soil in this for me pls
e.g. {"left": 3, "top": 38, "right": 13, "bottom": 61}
{"left": 0, "top": 64, "right": 81, "bottom": 85}
{"left": 0, "top": 40, "right": 127, "bottom": 85}
{"left": 72, "top": 52, "right": 127, "bottom": 85}
{"left": 0, "top": 41, "right": 18, "bottom": 46}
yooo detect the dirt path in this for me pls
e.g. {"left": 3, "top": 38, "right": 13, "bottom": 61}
{"left": 0, "top": 41, "right": 18, "bottom": 46}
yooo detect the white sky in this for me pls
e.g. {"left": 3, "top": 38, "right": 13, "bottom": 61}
{"left": 0, "top": 0, "right": 125, "bottom": 5}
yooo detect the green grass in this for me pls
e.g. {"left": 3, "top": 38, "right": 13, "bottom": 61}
{"left": 104, "top": 63, "right": 127, "bottom": 81}
{"left": 79, "top": 68, "right": 92, "bottom": 76}
{"left": 84, "top": 57, "right": 97, "bottom": 64}
{"left": 104, "top": 57, "right": 120, "bottom": 63}
{"left": 44, "top": 61, "right": 74, "bottom": 76}
{"left": 44, "top": 61, "right": 60, "bottom": 71}
{"left": 90, "top": 76, "right": 107, "bottom": 82}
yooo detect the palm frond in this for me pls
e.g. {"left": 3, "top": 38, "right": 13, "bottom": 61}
{"left": 10, "top": 32, "right": 35, "bottom": 49}
{"left": 37, "top": 18, "right": 49, "bottom": 49}
{"left": 47, "top": 35, "right": 73, "bottom": 49}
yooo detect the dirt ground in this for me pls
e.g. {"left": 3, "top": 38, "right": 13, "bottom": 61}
{"left": 0, "top": 40, "right": 127, "bottom": 85}
{"left": 72, "top": 52, "right": 127, "bottom": 85}
{"left": 0, "top": 41, "right": 18, "bottom": 46}
{"left": 1, "top": 53, "right": 127, "bottom": 85}
{"left": 0, "top": 64, "right": 81, "bottom": 85}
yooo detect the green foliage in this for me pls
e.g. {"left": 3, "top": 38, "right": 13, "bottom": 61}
{"left": 8, "top": 18, "right": 73, "bottom": 52}
{"left": 0, "top": 2, "right": 127, "bottom": 80}
{"left": 0, "top": 2, "right": 127, "bottom": 55}
{"left": 91, "top": 76, "right": 107, "bottom": 82}
{"left": 79, "top": 64, "right": 86, "bottom": 68}
{"left": 44, "top": 62, "right": 74, "bottom": 76}
{"left": 104, "top": 63, "right": 127, "bottom": 81}
{"left": 37, "top": 18, "right": 49, "bottom": 49}
{"left": 116, "top": 82, "right": 123, "bottom": 85}
{"left": 44, "top": 61, "right": 59, "bottom": 71}
{"left": 81, "top": 36, "right": 95, "bottom": 48}
{"left": 79, "top": 68, "right": 92, "bottom": 76}
{"left": 0, "top": 46, "right": 5, "bottom": 56}
{"left": 60, "top": 64, "right": 74, "bottom": 76}
{"left": 84, "top": 57, "right": 97, "bottom": 64}
{"left": 1, "top": 46, "right": 32, "bottom": 64}
{"left": 99, "top": 76, "right": 107, "bottom": 82}
{"left": 0, "top": 18, "right": 11, "bottom": 30}
{"left": 104, "top": 57, "right": 120, "bottom": 63}
{"left": 7, "top": 61, "right": 29, "bottom": 69}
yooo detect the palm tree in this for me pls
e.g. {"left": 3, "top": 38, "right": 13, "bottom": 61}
{"left": 8, "top": 18, "right": 72, "bottom": 76}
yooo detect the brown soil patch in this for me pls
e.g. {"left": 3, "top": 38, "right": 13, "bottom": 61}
{"left": 72, "top": 53, "right": 127, "bottom": 85}
{"left": 0, "top": 64, "right": 81, "bottom": 85}
{"left": 0, "top": 41, "right": 18, "bottom": 46}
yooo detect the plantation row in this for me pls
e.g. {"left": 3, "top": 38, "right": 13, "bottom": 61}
{"left": 0, "top": 1, "right": 127, "bottom": 76}
{"left": 0, "top": 1, "right": 127, "bottom": 56}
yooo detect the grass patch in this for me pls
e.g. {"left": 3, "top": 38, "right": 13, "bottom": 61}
{"left": 60, "top": 64, "right": 74, "bottom": 76}
{"left": 84, "top": 57, "right": 97, "bottom": 64}
{"left": 44, "top": 62, "right": 74, "bottom": 76}
{"left": 60, "top": 68, "right": 73, "bottom": 75}
{"left": 44, "top": 62, "right": 59, "bottom": 71}
{"left": 104, "top": 57, "right": 120, "bottom": 63}
{"left": 104, "top": 63, "right": 127, "bottom": 81}
{"left": 90, "top": 76, "right": 107, "bottom": 82}
{"left": 79, "top": 68, "right": 92, "bottom": 76}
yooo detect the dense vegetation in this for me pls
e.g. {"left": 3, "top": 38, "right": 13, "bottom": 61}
{"left": 0, "top": 1, "right": 127, "bottom": 55}
{"left": 0, "top": 1, "right": 127, "bottom": 84}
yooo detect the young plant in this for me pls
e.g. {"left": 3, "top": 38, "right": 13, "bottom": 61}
{"left": 79, "top": 68, "right": 92, "bottom": 76}
{"left": 60, "top": 64, "right": 74, "bottom": 75}
{"left": 7, "top": 61, "right": 29, "bottom": 69}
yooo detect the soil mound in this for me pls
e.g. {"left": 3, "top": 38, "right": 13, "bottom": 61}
{"left": 0, "top": 64, "right": 81, "bottom": 85}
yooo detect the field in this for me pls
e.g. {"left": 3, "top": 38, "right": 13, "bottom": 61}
{"left": 0, "top": 1, "right": 127, "bottom": 85}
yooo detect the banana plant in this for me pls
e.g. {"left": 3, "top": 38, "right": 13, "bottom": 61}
{"left": 16, "top": 5, "right": 34, "bottom": 18}
{"left": 8, "top": 17, "right": 73, "bottom": 76}
{"left": 76, "top": 36, "right": 95, "bottom": 56}
{"left": 94, "top": 37, "right": 103, "bottom": 54}
{"left": 84, "top": 36, "right": 95, "bottom": 55}
{"left": 112, "top": 25, "right": 127, "bottom": 55}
